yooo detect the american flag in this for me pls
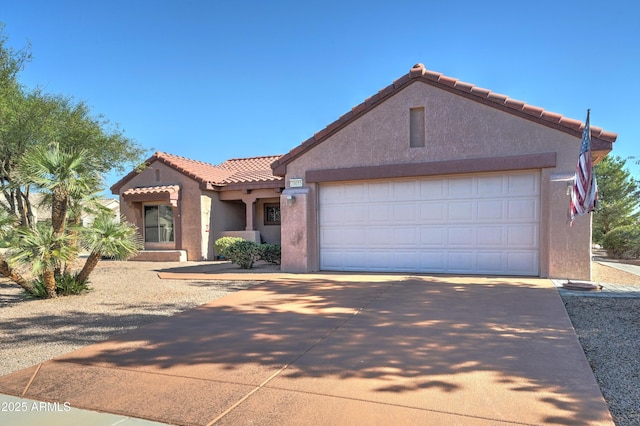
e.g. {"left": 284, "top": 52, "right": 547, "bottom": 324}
{"left": 570, "top": 110, "right": 597, "bottom": 224}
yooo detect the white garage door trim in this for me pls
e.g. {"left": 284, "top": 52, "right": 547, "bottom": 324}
{"left": 319, "top": 171, "right": 540, "bottom": 276}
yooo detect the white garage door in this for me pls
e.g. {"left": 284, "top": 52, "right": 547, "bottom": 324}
{"left": 319, "top": 172, "right": 540, "bottom": 275}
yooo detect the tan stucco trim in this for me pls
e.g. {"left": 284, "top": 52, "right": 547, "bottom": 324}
{"left": 305, "top": 152, "right": 557, "bottom": 183}
{"left": 122, "top": 186, "right": 180, "bottom": 207}
{"left": 203, "top": 181, "right": 284, "bottom": 192}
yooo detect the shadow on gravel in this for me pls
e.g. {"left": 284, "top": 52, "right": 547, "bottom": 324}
{"left": 0, "top": 302, "right": 196, "bottom": 348}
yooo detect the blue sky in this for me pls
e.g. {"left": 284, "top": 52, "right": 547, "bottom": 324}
{"left": 3, "top": 0, "right": 639, "bottom": 192}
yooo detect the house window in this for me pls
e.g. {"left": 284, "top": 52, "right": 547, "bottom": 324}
{"left": 410, "top": 107, "right": 425, "bottom": 148}
{"left": 144, "top": 205, "right": 174, "bottom": 242}
{"left": 264, "top": 203, "right": 281, "bottom": 225}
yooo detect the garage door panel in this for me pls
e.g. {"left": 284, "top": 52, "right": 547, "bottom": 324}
{"left": 420, "top": 227, "right": 445, "bottom": 245}
{"left": 448, "top": 201, "right": 474, "bottom": 221}
{"left": 507, "top": 252, "right": 538, "bottom": 274}
{"left": 393, "top": 203, "right": 417, "bottom": 222}
{"left": 507, "top": 199, "right": 539, "bottom": 221}
{"left": 392, "top": 251, "right": 421, "bottom": 270}
{"left": 448, "top": 251, "right": 475, "bottom": 272}
{"left": 476, "top": 252, "right": 504, "bottom": 273}
{"left": 320, "top": 171, "right": 539, "bottom": 276}
{"left": 322, "top": 228, "right": 366, "bottom": 247}
{"left": 448, "top": 177, "right": 474, "bottom": 196}
{"left": 367, "top": 203, "right": 391, "bottom": 223}
{"left": 477, "top": 176, "right": 504, "bottom": 196}
{"left": 448, "top": 227, "right": 475, "bottom": 246}
{"left": 367, "top": 182, "right": 390, "bottom": 201}
{"left": 508, "top": 174, "right": 538, "bottom": 195}
{"left": 507, "top": 225, "right": 538, "bottom": 247}
{"left": 420, "top": 179, "right": 445, "bottom": 197}
{"left": 393, "top": 228, "right": 419, "bottom": 245}
{"left": 477, "top": 200, "right": 505, "bottom": 220}
{"left": 420, "top": 251, "right": 446, "bottom": 270}
{"left": 420, "top": 202, "right": 445, "bottom": 221}
{"left": 477, "top": 226, "right": 504, "bottom": 246}
{"left": 392, "top": 180, "right": 418, "bottom": 201}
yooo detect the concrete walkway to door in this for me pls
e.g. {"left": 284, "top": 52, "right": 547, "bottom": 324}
{"left": 0, "top": 275, "right": 613, "bottom": 425}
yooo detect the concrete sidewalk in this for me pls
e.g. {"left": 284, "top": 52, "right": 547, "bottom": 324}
{"left": 0, "top": 275, "right": 613, "bottom": 425}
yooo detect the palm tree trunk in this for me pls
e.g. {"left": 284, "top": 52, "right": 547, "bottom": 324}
{"left": 51, "top": 192, "right": 69, "bottom": 237}
{"left": 43, "top": 269, "right": 57, "bottom": 298}
{"left": 77, "top": 252, "right": 100, "bottom": 284}
{"left": 0, "top": 255, "right": 34, "bottom": 294}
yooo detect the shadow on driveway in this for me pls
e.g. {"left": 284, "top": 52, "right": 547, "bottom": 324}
{"left": 0, "top": 275, "right": 613, "bottom": 425}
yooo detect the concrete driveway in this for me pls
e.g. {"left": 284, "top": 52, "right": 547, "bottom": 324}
{"left": 0, "top": 275, "right": 613, "bottom": 425}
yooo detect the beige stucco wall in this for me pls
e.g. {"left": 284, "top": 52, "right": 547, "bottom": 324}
{"left": 280, "top": 81, "right": 592, "bottom": 279}
{"left": 255, "top": 198, "right": 282, "bottom": 244}
{"left": 116, "top": 161, "right": 205, "bottom": 261}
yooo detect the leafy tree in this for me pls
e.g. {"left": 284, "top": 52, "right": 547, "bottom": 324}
{"left": 593, "top": 156, "right": 640, "bottom": 243}
{"left": 0, "top": 24, "right": 148, "bottom": 225}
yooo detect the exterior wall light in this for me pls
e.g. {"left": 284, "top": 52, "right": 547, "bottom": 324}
{"left": 286, "top": 195, "right": 296, "bottom": 206}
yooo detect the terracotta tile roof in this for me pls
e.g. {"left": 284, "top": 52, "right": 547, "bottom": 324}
{"left": 155, "top": 152, "right": 235, "bottom": 184}
{"left": 271, "top": 63, "right": 618, "bottom": 176}
{"left": 219, "top": 155, "right": 283, "bottom": 172}
{"left": 218, "top": 155, "right": 285, "bottom": 184}
{"left": 111, "top": 152, "right": 283, "bottom": 194}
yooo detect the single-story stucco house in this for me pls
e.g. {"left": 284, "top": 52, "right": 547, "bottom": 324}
{"left": 110, "top": 153, "right": 284, "bottom": 261}
{"left": 272, "top": 63, "right": 616, "bottom": 280}
{"left": 112, "top": 63, "right": 616, "bottom": 280}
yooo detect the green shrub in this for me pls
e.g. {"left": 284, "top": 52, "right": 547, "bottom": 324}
{"left": 225, "top": 240, "right": 261, "bottom": 269}
{"left": 259, "top": 244, "right": 281, "bottom": 265}
{"left": 214, "top": 236, "right": 244, "bottom": 258}
{"left": 602, "top": 225, "right": 640, "bottom": 259}
{"left": 55, "top": 272, "right": 91, "bottom": 296}
{"left": 24, "top": 272, "right": 91, "bottom": 299}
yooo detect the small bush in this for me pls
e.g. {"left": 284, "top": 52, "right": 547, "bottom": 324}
{"left": 214, "top": 236, "right": 244, "bottom": 258}
{"left": 225, "top": 240, "right": 260, "bottom": 269}
{"left": 25, "top": 278, "right": 49, "bottom": 299}
{"left": 24, "top": 272, "right": 91, "bottom": 298}
{"left": 259, "top": 244, "right": 281, "bottom": 265}
{"left": 56, "top": 272, "right": 91, "bottom": 296}
{"left": 602, "top": 225, "right": 640, "bottom": 259}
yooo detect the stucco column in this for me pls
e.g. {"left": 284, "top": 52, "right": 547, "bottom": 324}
{"left": 280, "top": 187, "right": 318, "bottom": 273}
{"left": 241, "top": 195, "right": 257, "bottom": 231}
{"left": 547, "top": 174, "right": 592, "bottom": 280}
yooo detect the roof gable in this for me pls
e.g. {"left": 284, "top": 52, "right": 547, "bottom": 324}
{"left": 271, "top": 63, "right": 617, "bottom": 176}
{"left": 111, "top": 152, "right": 283, "bottom": 193}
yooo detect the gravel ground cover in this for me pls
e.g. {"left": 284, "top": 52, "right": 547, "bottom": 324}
{"left": 0, "top": 260, "right": 260, "bottom": 376}
{"left": 0, "top": 259, "right": 638, "bottom": 425}
{"left": 562, "top": 261, "right": 640, "bottom": 426}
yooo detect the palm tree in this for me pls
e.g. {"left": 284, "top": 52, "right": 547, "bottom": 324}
{"left": 0, "top": 209, "right": 34, "bottom": 294}
{"left": 9, "top": 226, "right": 77, "bottom": 298}
{"left": 18, "top": 143, "right": 99, "bottom": 276}
{"left": 18, "top": 142, "right": 99, "bottom": 238}
{"left": 76, "top": 212, "right": 142, "bottom": 284}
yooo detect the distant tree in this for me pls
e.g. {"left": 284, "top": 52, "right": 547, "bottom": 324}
{"left": 593, "top": 156, "right": 640, "bottom": 243}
